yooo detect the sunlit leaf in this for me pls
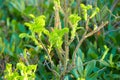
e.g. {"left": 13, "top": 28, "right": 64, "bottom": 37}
{"left": 49, "top": 28, "right": 69, "bottom": 49}
{"left": 69, "top": 14, "right": 81, "bottom": 39}
{"left": 101, "top": 45, "right": 109, "bottom": 60}
{"left": 90, "top": 7, "right": 100, "bottom": 19}
{"left": 69, "top": 14, "right": 81, "bottom": 25}
{"left": 19, "top": 33, "right": 30, "bottom": 38}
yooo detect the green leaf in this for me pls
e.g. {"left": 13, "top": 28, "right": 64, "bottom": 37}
{"left": 54, "top": 0, "right": 60, "bottom": 4}
{"left": 87, "top": 72, "right": 98, "bottom": 80}
{"left": 101, "top": 45, "right": 109, "bottom": 60}
{"left": 27, "top": 65, "right": 37, "bottom": 74}
{"left": 64, "top": 75, "right": 73, "bottom": 80}
{"left": 84, "top": 60, "right": 96, "bottom": 76}
{"left": 69, "top": 14, "right": 81, "bottom": 25}
{"left": 23, "top": 15, "right": 50, "bottom": 42}
{"left": 76, "top": 55, "right": 83, "bottom": 76}
{"left": 77, "top": 48, "right": 84, "bottom": 60}
{"left": 49, "top": 28, "right": 69, "bottom": 49}
{"left": 76, "top": 48, "right": 84, "bottom": 76}
{"left": 16, "top": 62, "right": 26, "bottom": 75}
{"left": 111, "top": 74, "right": 120, "bottom": 79}
{"left": 108, "top": 54, "right": 114, "bottom": 67}
{"left": 77, "top": 77, "right": 85, "bottom": 80}
{"left": 80, "top": 4, "right": 86, "bottom": 9}
{"left": 87, "top": 48, "right": 98, "bottom": 59}
{"left": 69, "top": 14, "right": 81, "bottom": 39}
{"left": 116, "top": 62, "right": 120, "bottom": 70}
{"left": 100, "top": 60, "right": 109, "bottom": 67}
{"left": 10, "top": 0, "right": 25, "bottom": 12}
{"left": 24, "top": 15, "right": 48, "bottom": 35}
{"left": 18, "top": 23, "right": 26, "bottom": 33}
{"left": 5, "top": 63, "right": 12, "bottom": 73}
{"left": 29, "top": 14, "right": 35, "bottom": 19}
{"left": 90, "top": 7, "right": 100, "bottom": 19}
{"left": 80, "top": 4, "right": 88, "bottom": 20}
{"left": 19, "top": 33, "right": 30, "bottom": 38}
{"left": 5, "top": 61, "right": 37, "bottom": 79}
{"left": 24, "top": 22, "right": 32, "bottom": 28}
{"left": 86, "top": 5, "right": 92, "bottom": 10}
{"left": 71, "top": 69, "right": 79, "bottom": 78}
{"left": 34, "top": 15, "right": 46, "bottom": 28}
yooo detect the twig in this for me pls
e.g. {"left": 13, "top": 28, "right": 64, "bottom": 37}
{"left": 110, "top": 0, "right": 120, "bottom": 12}
{"left": 44, "top": 60, "right": 60, "bottom": 77}
{"left": 76, "top": 33, "right": 80, "bottom": 42}
{"left": 104, "top": 28, "right": 120, "bottom": 35}
{"left": 109, "top": 0, "right": 119, "bottom": 26}
{"left": 76, "top": 0, "right": 81, "bottom": 15}
{"left": 48, "top": 13, "right": 54, "bottom": 27}
{"left": 72, "top": 21, "right": 108, "bottom": 66}
{"left": 68, "top": 38, "right": 74, "bottom": 45}
{"left": 97, "top": 67, "right": 106, "bottom": 73}
{"left": 54, "top": 1, "right": 61, "bottom": 29}
{"left": 38, "top": 38, "right": 54, "bottom": 67}
{"left": 72, "top": 30, "right": 87, "bottom": 65}
{"left": 55, "top": 48, "right": 64, "bottom": 64}
{"left": 72, "top": 18, "right": 90, "bottom": 65}
{"left": 85, "top": 21, "right": 108, "bottom": 38}
{"left": 61, "top": 0, "right": 69, "bottom": 78}
{"left": 113, "top": 21, "right": 120, "bottom": 27}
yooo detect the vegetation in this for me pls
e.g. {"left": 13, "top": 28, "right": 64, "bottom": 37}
{"left": 0, "top": 0, "right": 120, "bottom": 80}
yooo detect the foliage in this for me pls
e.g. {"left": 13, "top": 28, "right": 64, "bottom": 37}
{"left": 69, "top": 14, "right": 81, "bottom": 39}
{"left": 4, "top": 62, "right": 37, "bottom": 80}
{"left": 49, "top": 28, "right": 69, "bottom": 49}
{"left": 0, "top": 0, "right": 120, "bottom": 80}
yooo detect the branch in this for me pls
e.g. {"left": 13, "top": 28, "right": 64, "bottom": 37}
{"left": 85, "top": 21, "right": 108, "bottom": 38}
{"left": 110, "top": 0, "right": 119, "bottom": 12}
{"left": 72, "top": 18, "right": 90, "bottom": 65}
{"left": 72, "top": 21, "right": 108, "bottom": 65}
{"left": 38, "top": 38, "right": 54, "bottom": 67}
{"left": 104, "top": 28, "right": 120, "bottom": 35}
{"left": 54, "top": 1, "right": 61, "bottom": 29}
{"left": 61, "top": 0, "right": 69, "bottom": 77}
{"left": 44, "top": 60, "right": 60, "bottom": 78}
{"left": 48, "top": 13, "right": 54, "bottom": 27}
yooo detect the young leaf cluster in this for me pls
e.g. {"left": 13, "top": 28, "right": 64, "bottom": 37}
{"left": 69, "top": 14, "right": 81, "bottom": 39}
{"left": 49, "top": 28, "right": 69, "bottom": 49}
{"left": 80, "top": 3, "right": 99, "bottom": 20}
{"left": 4, "top": 62, "right": 37, "bottom": 80}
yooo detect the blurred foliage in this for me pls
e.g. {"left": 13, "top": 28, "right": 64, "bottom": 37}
{"left": 4, "top": 62, "right": 37, "bottom": 80}
{"left": 0, "top": 0, "right": 120, "bottom": 80}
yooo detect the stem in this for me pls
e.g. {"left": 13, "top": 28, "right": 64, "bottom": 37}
{"left": 110, "top": 0, "right": 119, "bottom": 12}
{"left": 37, "top": 38, "right": 54, "bottom": 67}
{"left": 109, "top": 0, "right": 119, "bottom": 27}
{"left": 72, "top": 18, "right": 89, "bottom": 65}
{"left": 85, "top": 21, "right": 108, "bottom": 38}
{"left": 44, "top": 60, "right": 60, "bottom": 78}
{"left": 104, "top": 28, "right": 120, "bottom": 35}
{"left": 64, "top": 0, "right": 69, "bottom": 71}
{"left": 48, "top": 13, "right": 54, "bottom": 28}
{"left": 60, "top": 0, "right": 70, "bottom": 78}
{"left": 76, "top": 0, "right": 81, "bottom": 15}
{"left": 54, "top": 1, "right": 61, "bottom": 29}
{"left": 55, "top": 48, "right": 64, "bottom": 64}
{"left": 72, "top": 31, "right": 87, "bottom": 65}
{"left": 72, "top": 21, "right": 108, "bottom": 66}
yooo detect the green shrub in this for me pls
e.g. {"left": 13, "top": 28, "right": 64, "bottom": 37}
{"left": 4, "top": 62, "right": 37, "bottom": 80}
